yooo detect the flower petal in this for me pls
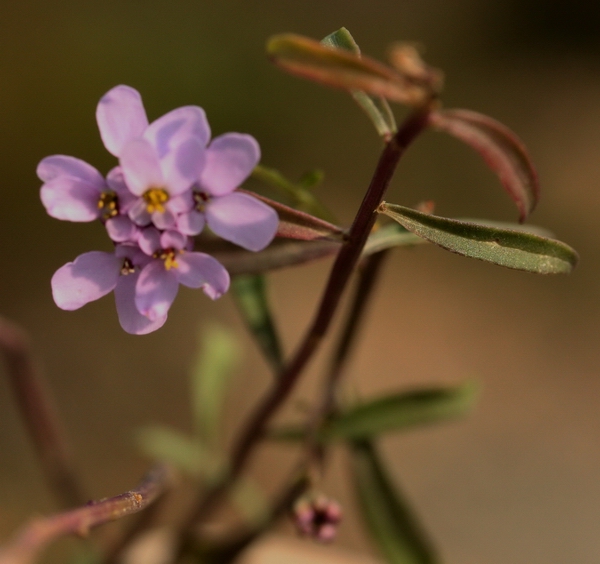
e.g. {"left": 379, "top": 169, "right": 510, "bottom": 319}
{"left": 138, "top": 226, "right": 162, "bottom": 256}
{"left": 135, "top": 261, "right": 179, "bottom": 320}
{"left": 205, "top": 192, "right": 278, "bottom": 251}
{"left": 105, "top": 215, "right": 138, "bottom": 242}
{"left": 41, "top": 178, "right": 102, "bottom": 222}
{"left": 51, "top": 251, "right": 121, "bottom": 310}
{"left": 37, "top": 155, "right": 105, "bottom": 186}
{"left": 96, "top": 85, "right": 149, "bottom": 157}
{"left": 199, "top": 133, "right": 260, "bottom": 196}
{"left": 144, "top": 106, "right": 210, "bottom": 158}
{"left": 159, "top": 136, "right": 205, "bottom": 195}
{"left": 114, "top": 272, "right": 167, "bottom": 335}
{"left": 160, "top": 229, "right": 187, "bottom": 250}
{"left": 176, "top": 252, "right": 230, "bottom": 299}
{"left": 120, "top": 139, "right": 164, "bottom": 195}
{"left": 106, "top": 167, "right": 137, "bottom": 213}
{"left": 177, "top": 210, "right": 205, "bottom": 236}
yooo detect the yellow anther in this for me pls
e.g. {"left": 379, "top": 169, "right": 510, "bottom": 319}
{"left": 159, "top": 249, "right": 180, "bottom": 271}
{"left": 143, "top": 188, "right": 169, "bottom": 214}
{"left": 98, "top": 190, "right": 119, "bottom": 219}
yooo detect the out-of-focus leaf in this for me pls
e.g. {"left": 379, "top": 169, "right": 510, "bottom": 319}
{"left": 428, "top": 109, "right": 539, "bottom": 222}
{"left": 231, "top": 274, "right": 283, "bottom": 372}
{"left": 270, "top": 382, "right": 477, "bottom": 442}
{"left": 379, "top": 202, "right": 578, "bottom": 274}
{"left": 352, "top": 440, "right": 437, "bottom": 564}
{"left": 135, "top": 426, "right": 218, "bottom": 478}
{"left": 191, "top": 326, "right": 240, "bottom": 445}
{"left": 241, "top": 190, "right": 345, "bottom": 242}
{"left": 229, "top": 478, "right": 269, "bottom": 525}
{"left": 251, "top": 166, "right": 334, "bottom": 222}
{"left": 267, "top": 33, "right": 434, "bottom": 106}
{"left": 322, "top": 28, "right": 397, "bottom": 138}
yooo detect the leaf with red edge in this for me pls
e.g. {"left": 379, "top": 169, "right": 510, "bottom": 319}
{"left": 267, "top": 33, "right": 435, "bottom": 107}
{"left": 240, "top": 190, "right": 345, "bottom": 242}
{"left": 428, "top": 109, "right": 540, "bottom": 222}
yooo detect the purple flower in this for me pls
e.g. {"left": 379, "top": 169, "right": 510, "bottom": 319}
{"left": 176, "top": 133, "right": 278, "bottom": 251}
{"left": 39, "top": 159, "right": 135, "bottom": 225}
{"left": 51, "top": 245, "right": 167, "bottom": 335}
{"left": 135, "top": 227, "right": 230, "bottom": 321}
{"left": 97, "top": 85, "right": 208, "bottom": 230}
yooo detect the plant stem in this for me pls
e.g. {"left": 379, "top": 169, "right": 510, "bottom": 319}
{"left": 0, "top": 316, "right": 84, "bottom": 509}
{"left": 182, "top": 105, "right": 432, "bottom": 535}
{"left": 0, "top": 464, "right": 171, "bottom": 564}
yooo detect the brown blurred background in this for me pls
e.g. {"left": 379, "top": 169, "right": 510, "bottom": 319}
{"left": 1, "top": 1, "right": 600, "bottom": 562}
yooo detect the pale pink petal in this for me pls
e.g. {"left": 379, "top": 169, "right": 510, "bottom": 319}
{"left": 199, "top": 133, "right": 260, "bottom": 196}
{"left": 160, "top": 229, "right": 187, "bottom": 250}
{"left": 114, "top": 272, "right": 167, "bottom": 335}
{"left": 138, "top": 227, "right": 162, "bottom": 256}
{"left": 176, "top": 210, "right": 205, "bottom": 236}
{"left": 176, "top": 252, "right": 230, "bottom": 299}
{"left": 96, "top": 85, "right": 149, "bottom": 157}
{"left": 41, "top": 178, "right": 102, "bottom": 222}
{"left": 120, "top": 139, "right": 164, "bottom": 195}
{"left": 159, "top": 136, "right": 205, "bottom": 195}
{"left": 128, "top": 199, "right": 152, "bottom": 226}
{"left": 151, "top": 208, "right": 177, "bottom": 230}
{"left": 105, "top": 215, "right": 138, "bottom": 242}
{"left": 106, "top": 167, "right": 137, "bottom": 212}
{"left": 205, "top": 192, "right": 278, "bottom": 251}
{"left": 51, "top": 251, "right": 120, "bottom": 310}
{"left": 37, "top": 155, "right": 105, "bottom": 186}
{"left": 144, "top": 106, "right": 210, "bottom": 158}
{"left": 167, "top": 191, "right": 194, "bottom": 214}
{"left": 135, "top": 261, "right": 179, "bottom": 320}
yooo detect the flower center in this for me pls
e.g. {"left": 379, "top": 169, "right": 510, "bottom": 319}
{"left": 193, "top": 190, "right": 210, "bottom": 212}
{"left": 154, "top": 248, "right": 181, "bottom": 270}
{"left": 97, "top": 190, "right": 119, "bottom": 220}
{"left": 143, "top": 188, "right": 169, "bottom": 214}
{"left": 120, "top": 258, "right": 136, "bottom": 276}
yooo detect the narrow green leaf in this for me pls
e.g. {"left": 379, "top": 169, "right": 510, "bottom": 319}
{"left": 352, "top": 440, "right": 437, "bottom": 564}
{"left": 191, "top": 326, "right": 240, "bottom": 444}
{"left": 270, "top": 382, "right": 477, "bottom": 442}
{"left": 428, "top": 109, "right": 539, "bottom": 222}
{"left": 379, "top": 202, "right": 578, "bottom": 274}
{"left": 231, "top": 274, "right": 283, "bottom": 372}
{"left": 267, "top": 33, "right": 432, "bottom": 106}
{"left": 135, "top": 426, "right": 217, "bottom": 478}
{"left": 251, "top": 165, "right": 334, "bottom": 222}
{"left": 321, "top": 28, "right": 397, "bottom": 138}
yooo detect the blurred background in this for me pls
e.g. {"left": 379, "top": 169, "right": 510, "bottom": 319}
{"left": 1, "top": 1, "right": 600, "bottom": 562}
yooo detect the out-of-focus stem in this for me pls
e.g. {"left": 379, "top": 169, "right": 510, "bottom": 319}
{"left": 0, "top": 316, "right": 84, "bottom": 509}
{"left": 181, "top": 106, "right": 432, "bottom": 535}
{"left": 0, "top": 464, "right": 171, "bottom": 564}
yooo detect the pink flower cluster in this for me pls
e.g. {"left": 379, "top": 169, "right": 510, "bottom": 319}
{"left": 39, "top": 86, "right": 278, "bottom": 334}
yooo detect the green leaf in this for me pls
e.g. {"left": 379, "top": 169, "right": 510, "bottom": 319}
{"left": 270, "top": 382, "right": 477, "bottom": 442}
{"left": 321, "top": 28, "right": 397, "bottom": 138}
{"left": 135, "top": 426, "right": 218, "bottom": 478}
{"left": 363, "top": 222, "right": 424, "bottom": 256}
{"left": 231, "top": 274, "right": 283, "bottom": 372}
{"left": 378, "top": 202, "right": 578, "bottom": 274}
{"left": 267, "top": 33, "right": 433, "bottom": 106}
{"left": 191, "top": 326, "right": 240, "bottom": 444}
{"left": 352, "top": 440, "right": 437, "bottom": 564}
{"left": 428, "top": 109, "right": 540, "bottom": 222}
{"left": 251, "top": 165, "right": 334, "bottom": 222}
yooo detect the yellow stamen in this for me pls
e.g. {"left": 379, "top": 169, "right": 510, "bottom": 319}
{"left": 98, "top": 190, "right": 119, "bottom": 219}
{"left": 143, "top": 188, "right": 169, "bottom": 214}
{"left": 156, "top": 249, "right": 181, "bottom": 271}
{"left": 193, "top": 190, "right": 210, "bottom": 212}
